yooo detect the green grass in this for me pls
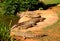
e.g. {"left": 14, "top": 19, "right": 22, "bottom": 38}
{"left": 0, "top": 7, "right": 19, "bottom": 41}
{"left": 42, "top": 0, "right": 60, "bottom": 4}
{"left": 0, "top": 21, "right": 11, "bottom": 41}
{"left": 0, "top": 12, "right": 19, "bottom": 41}
{"left": 0, "top": 10, "right": 19, "bottom": 41}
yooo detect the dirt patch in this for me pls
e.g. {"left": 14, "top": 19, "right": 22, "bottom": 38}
{"left": 48, "top": 6, "right": 60, "bottom": 13}
{"left": 22, "top": 39, "right": 40, "bottom": 41}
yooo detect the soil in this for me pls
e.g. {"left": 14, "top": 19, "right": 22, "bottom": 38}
{"left": 10, "top": 6, "right": 60, "bottom": 41}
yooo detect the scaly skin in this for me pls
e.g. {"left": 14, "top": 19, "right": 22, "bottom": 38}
{"left": 11, "top": 17, "right": 45, "bottom": 30}
{"left": 11, "top": 16, "right": 46, "bottom": 40}
{"left": 12, "top": 31, "right": 47, "bottom": 39}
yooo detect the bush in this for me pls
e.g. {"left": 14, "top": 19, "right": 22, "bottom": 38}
{"left": 4, "top": 0, "right": 39, "bottom": 15}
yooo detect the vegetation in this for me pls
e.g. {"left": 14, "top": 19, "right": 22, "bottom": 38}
{"left": 0, "top": 0, "right": 60, "bottom": 15}
{"left": 0, "top": 22, "right": 10, "bottom": 41}
{"left": 4, "top": 0, "right": 39, "bottom": 15}
{"left": 42, "top": 0, "right": 60, "bottom": 4}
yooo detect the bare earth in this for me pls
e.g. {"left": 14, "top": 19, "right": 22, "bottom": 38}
{"left": 10, "top": 6, "right": 60, "bottom": 41}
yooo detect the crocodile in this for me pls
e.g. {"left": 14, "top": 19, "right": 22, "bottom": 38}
{"left": 11, "top": 16, "right": 46, "bottom": 30}
{"left": 13, "top": 31, "right": 47, "bottom": 39}
{"left": 11, "top": 16, "right": 46, "bottom": 40}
